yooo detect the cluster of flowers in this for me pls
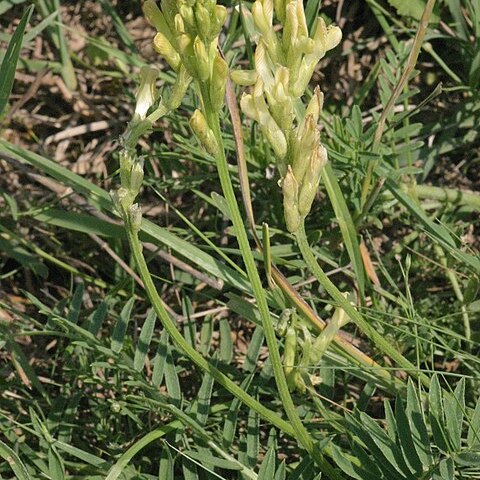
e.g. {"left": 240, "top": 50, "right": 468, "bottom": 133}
{"left": 232, "top": 0, "right": 342, "bottom": 232}
{"left": 114, "top": 0, "right": 231, "bottom": 225}
{"left": 144, "top": 0, "right": 229, "bottom": 154}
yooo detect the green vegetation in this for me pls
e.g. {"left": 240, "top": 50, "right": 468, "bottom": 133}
{"left": 0, "top": 0, "right": 479, "bottom": 478}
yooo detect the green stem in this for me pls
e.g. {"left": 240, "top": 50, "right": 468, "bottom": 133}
{"left": 434, "top": 245, "right": 471, "bottom": 346}
{"left": 125, "top": 219, "right": 294, "bottom": 437}
{"left": 200, "top": 88, "right": 343, "bottom": 477}
{"left": 295, "top": 221, "right": 431, "bottom": 389}
{"left": 203, "top": 110, "right": 309, "bottom": 439}
{"left": 413, "top": 184, "right": 480, "bottom": 210}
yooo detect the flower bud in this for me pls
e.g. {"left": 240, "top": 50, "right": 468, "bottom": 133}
{"left": 325, "top": 25, "right": 342, "bottom": 51}
{"left": 310, "top": 293, "right": 350, "bottom": 363}
{"left": 174, "top": 13, "right": 185, "bottom": 34}
{"left": 153, "top": 33, "right": 180, "bottom": 71}
{"left": 283, "top": 325, "right": 297, "bottom": 377}
{"left": 254, "top": 42, "right": 274, "bottom": 90}
{"left": 129, "top": 203, "right": 142, "bottom": 231}
{"left": 194, "top": 3, "right": 211, "bottom": 40}
{"left": 190, "top": 109, "right": 219, "bottom": 156}
{"left": 193, "top": 37, "right": 210, "bottom": 81}
{"left": 210, "top": 54, "right": 228, "bottom": 111}
{"left": 119, "top": 149, "right": 134, "bottom": 187}
{"left": 165, "top": 64, "right": 191, "bottom": 110}
{"left": 298, "top": 144, "right": 328, "bottom": 216}
{"left": 267, "top": 66, "right": 293, "bottom": 130}
{"left": 252, "top": 81, "right": 287, "bottom": 158}
{"left": 230, "top": 69, "right": 257, "bottom": 86}
{"left": 129, "top": 159, "right": 145, "bottom": 196}
{"left": 282, "top": 166, "right": 301, "bottom": 233}
{"left": 252, "top": 1, "right": 271, "bottom": 36}
{"left": 261, "top": 0, "right": 274, "bottom": 25}
{"left": 291, "top": 58, "right": 313, "bottom": 97}
{"left": 297, "top": 36, "right": 315, "bottom": 54}
{"left": 273, "top": 0, "right": 286, "bottom": 23}
{"left": 179, "top": 4, "right": 194, "bottom": 28}
{"left": 292, "top": 115, "right": 319, "bottom": 181}
{"left": 305, "top": 86, "right": 324, "bottom": 124}
{"left": 295, "top": 0, "right": 308, "bottom": 38}
{"left": 176, "top": 33, "right": 192, "bottom": 55}
{"left": 111, "top": 187, "right": 133, "bottom": 213}
{"left": 283, "top": 2, "right": 298, "bottom": 52}
{"left": 143, "top": 0, "right": 173, "bottom": 41}
{"left": 240, "top": 93, "right": 259, "bottom": 122}
{"left": 264, "top": 121, "right": 288, "bottom": 159}
{"left": 134, "top": 66, "right": 158, "bottom": 121}
{"left": 210, "top": 5, "right": 227, "bottom": 37}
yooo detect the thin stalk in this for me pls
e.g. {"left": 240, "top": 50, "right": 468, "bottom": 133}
{"left": 200, "top": 86, "right": 344, "bottom": 477}
{"left": 360, "top": 0, "right": 437, "bottom": 213}
{"left": 295, "top": 221, "right": 431, "bottom": 389}
{"left": 124, "top": 218, "right": 295, "bottom": 437}
{"left": 200, "top": 91, "right": 314, "bottom": 451}
{"left": 434, "top": 245, "right": 471, "bottom": 346}
{"left": 413, "top": 184, "right": 480, "bottom": 209}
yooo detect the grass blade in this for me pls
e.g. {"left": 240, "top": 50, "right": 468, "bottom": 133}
{"left": 111, "top": 297, "right": 135, "bottom": 353}
{"left": 0, "top": 440, "right": 32, "bottom": 480}
{"left": 133, "top": 309, "right": 157, "bottom": 371}
{"left": 322, "top": 163, "right": 366, "bottom": 299}
{"left": 0, "top": 4, "right": 34, "bottom": 118}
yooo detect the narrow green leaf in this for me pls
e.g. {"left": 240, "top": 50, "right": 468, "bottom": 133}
{"left": 111, "top": 298, "right": 135, "bottom": 353}
{"left": 219, "top": 318, "right": 233, "bottom": 364}
{"left": 467, "top": 396, "right": 480, "bottom": 448}
{"left": 243, "top": 325, "right": 264, "bottom": 372}
{"left": 152, "top": 330, "right": 169, "bottom": 387}
{"left": 158, "top": 445, "right": 174, "bottom": 480}
{"left": 438, "top": 457, "right": 454, "bottom": 479}
{"left": 384, "top": 400, "right": 397, "bottom": 441}
{"left": 331, "top": 443, "right": 365, "bottom": 480}
{"left": 222, "top": 375, "right": 254, "bottom": 449}
{"left": 351, "top": 412, "right": 409, "bottom": 478}
{"left": 247, "top": 406, "right": 260, "bottom": 469}
{"left": 395, "top": 394, "right": 423, "bottom": 474}
{"left": 67, "top": 284, "right": 84, "bottom": 324}
{"left": 0, "top": 5, "right": 33, "bottom": 117}
{"left": 133, "top": 309, "right": 157, "bottom": 371}
{"left": 322, "top": 163, "right": 366, "bottom": 298}
{"left": 429, "top": 375, "right": 450, "bottom": 452}
{"left": 164, "top": 344, "right": 182, "bottom": 407}
{"left": 88, "top": 301, "right": 108, "bottom": 335}
{"left": 48, "top": 447, "right": 65, "bottom": 480}
{"left": 194, "top": 370, "right": 214, "bottom": 427}
{"left": 105, "top": 426, "right": 178, "bottom": 480}
{"left": 51, "top": 0, "right": 77, "bottom": 90}
{"left": 258, "top": 447, "right": 276, "bottom": 480}
{"left": 406, "top": 379, "right": 432, "bottom": 468}
{"left": 0, "top": 440, "right": 32, "bottom": 480}
{"left": 53, "top": 440, "right": 107, "bottom": 467}
{"left": 444, "top": 377, "right": 465, "bottom": 450}
{"left": 274, "top": 460, "right": 286, "bottom": 480}
{"left": 182, "top": 297, "right": 196, "bottom": 348}
{"left": 182, "top": 457, "right": 199, "bottom": 480}
{"left": 199, "top": 314, "right": 213, "bottom": 355}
